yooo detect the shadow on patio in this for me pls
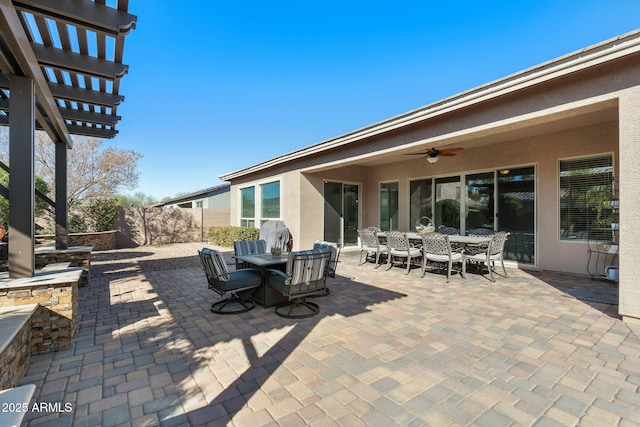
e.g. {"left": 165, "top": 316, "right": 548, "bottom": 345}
{"left": 18, "top": 244, "right": 640, "bottom": 426}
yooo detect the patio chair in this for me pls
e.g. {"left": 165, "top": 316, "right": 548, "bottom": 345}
{"left": 464, "top": 231, "right": 509, "bottom": 282}
{"left": 267, "top": 250, "right": 331, "bottom": 318}
{"left": 198, "top": 248, "right": 262, "bottom": 314}
{"left": 438, "top": 226, "right": 460, "bottom": 235}
{"left": 385, "top": 231, "right": 421, "bottom": 274}
{"left": 313, "top": 240, "right": 340, "bottom": 278}
{"left": 309, "top": 240, "right": 340, "bottom": 297}
{"left": 468, "top": 228, "right": 494, "bottom": 236}
{"left": 466, "top": 228, "right": 494, "bottom": 255}
{"left": 421, "top": 233, "right": 465, "bottom": 282}
{"left": 233, "top": 239, "right": 267, "bottom": 269}
{"left": 358, "top": 228, "right": 388, "bottom": 267}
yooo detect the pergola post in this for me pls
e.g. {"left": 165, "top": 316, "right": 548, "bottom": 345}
{"left": 8, "top": 74, "right": 35, "bottom": 278}
{"left": 55, "top": 141, "right": 68, "bottom": 250}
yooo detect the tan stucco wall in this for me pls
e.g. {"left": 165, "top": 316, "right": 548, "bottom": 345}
{"left": 618, "top": 87, "right": 640, "bottom": 322}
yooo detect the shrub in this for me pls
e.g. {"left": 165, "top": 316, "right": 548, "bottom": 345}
{"left": 68, "top": 213, "right": 88, "bottom": 233}
{"left": 86, "top": 197, "right": 118, "bottom": 232}
{"left": 208, "top": 226, "right": 260, "bottom": 247}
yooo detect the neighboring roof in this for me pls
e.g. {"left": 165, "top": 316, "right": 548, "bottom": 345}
{"left": 151, "top": 183, "right": 230, "bottom": 207}
{"left": 219, "top": 28, "right": 640, "bottom": 181}
{"left": 0, "top": 0, "right": 137, "bottom": 146}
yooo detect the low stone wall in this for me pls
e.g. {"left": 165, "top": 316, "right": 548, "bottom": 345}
{"left": 36, "top": 231, "right": 117, "bottom": 251}
{"left": 0, "top": 305, "right": 36, "bottom": 390}
{"left": 0, "top": 267, "right": 81, "bottom": 355}
{"left": 34, "top": 247, "right": 92, "bottom": 287}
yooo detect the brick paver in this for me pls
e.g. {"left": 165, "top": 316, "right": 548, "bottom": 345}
{"left": 18, "top": 244, "right": 640, "bottom": 426}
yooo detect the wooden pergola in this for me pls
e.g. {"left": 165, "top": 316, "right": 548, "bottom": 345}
{"left": 0, "top": 0, "right": 136, "bottom": 278}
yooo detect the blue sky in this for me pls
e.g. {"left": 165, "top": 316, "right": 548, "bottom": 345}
{"left": 115, "top": 1, "right": 640, "bottom": 200}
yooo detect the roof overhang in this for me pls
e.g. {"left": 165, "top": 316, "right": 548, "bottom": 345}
{"left": 219, "top": 29, "right": 640, "bottom": 181}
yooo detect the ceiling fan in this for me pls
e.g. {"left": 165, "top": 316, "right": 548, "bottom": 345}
{"left": 405, "top": 147, "right": 464, "bottom": 163}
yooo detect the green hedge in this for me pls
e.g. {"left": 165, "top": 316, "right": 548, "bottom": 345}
{"left": 208, "top": 226, "right": 260, "bottom": 247}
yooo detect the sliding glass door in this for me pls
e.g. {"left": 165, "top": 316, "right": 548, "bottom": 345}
{"left": 324, "top": 181, "right": 360, "bottom": 247}
{"left": 497, "top": 167, "right": 535, "bottom": 263}
{"left": 435, "top": 176, "right": 461, "bottom": 229}
{"left": 380, "top": 182, "right": 399, "bottom": 231}
{"left": 408, "top": 167, "right": 535, "bottom": 264}
{"left": 465, "top": 172, "right": 494, "bottom": 232}
{"left": 410, "top": 179, "right": 433, "bottom": 231}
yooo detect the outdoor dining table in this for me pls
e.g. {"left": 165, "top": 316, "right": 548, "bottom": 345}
{"left": 233, "top": 253, "right": 289, "bottom": 308}
{"left": 378, "top": 232, "right": 491, "bottom": 248}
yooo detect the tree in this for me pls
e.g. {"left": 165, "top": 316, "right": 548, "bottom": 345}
{"left": 115, "top": 192, "right": 157, "bottom": 207}
{"left": 0, "top": 129, "right": 142, "bottom": 206}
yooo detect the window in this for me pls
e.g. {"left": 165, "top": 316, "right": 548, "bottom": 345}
{"left": 240, "top": 187, "right": 255, "bottom": 227}
{"left": 260, "top": 181, "right": 280, "bottom": 223}
{"left": 560, "top": 155, "right": 613, "bottom": 241}
{"left": 435, "top": 176, "right": 461, "bottom": 228}
{"left": 195, "top": 201, "right": 203, "bottom": 208}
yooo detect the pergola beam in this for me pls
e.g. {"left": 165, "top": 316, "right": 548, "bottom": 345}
{"left": 14, "top": 0, "right": 136, "bottom": 37}
{"left": 0, "top": 115, "right": 118, "bottom": 138}
{"left": 47, "top": 81, "right": 123, "bottom": 107}
{"left": 64, "top": 123, "right": 116, "bottom": 138}
{"left": 0, "top": 99, "right": 121, "bottom": 125}
{"left": 31, "top": 43, "right": 128, "bottom": 80}
{"left": 0, "top": 73, "right": 124, "bottom": 107}
{"left": 0, "top": 0, "right": 72, "bottom": 147}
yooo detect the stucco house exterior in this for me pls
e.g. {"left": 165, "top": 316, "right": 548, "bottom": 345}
{"left": 220, "top": 30, "right": 640, "bottom": 324}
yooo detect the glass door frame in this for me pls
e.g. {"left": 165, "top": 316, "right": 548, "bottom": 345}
{"left": 323, "top": 180, "right": 362, "bottom": 248}
{"left": 405, "top": 166, "right": 538, "bottom": 266}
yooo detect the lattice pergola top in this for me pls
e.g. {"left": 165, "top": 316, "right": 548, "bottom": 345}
{"left": 0, "top": 0, "right": 137, "bottom": 146}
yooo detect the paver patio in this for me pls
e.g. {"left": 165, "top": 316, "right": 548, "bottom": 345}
{"left": 17, "top": 243, "right": 640, "bottom": 426}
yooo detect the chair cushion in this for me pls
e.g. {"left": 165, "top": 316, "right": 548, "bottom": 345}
{"left": 269, "top": 270, "right": 325, "bottom": 296}
{"left": 210, "top": 249, "right": 230, "bottom": 281}
{"left": 426, "top": 253, "right": 463, "bottom": 262}
{"left": 390, "top": 247, "right": 421, "bottom": 257}
{"left": 234, "top": 240, "right": 267, "bottom": 256}
{"left": 220, "top": 270, "right": 262, "bottom": 291}
{"left": 313, "top": 240, "right": 337, "bottom": 262}
{"left": 467, "top": 252, "right": 501, "bottom": 262}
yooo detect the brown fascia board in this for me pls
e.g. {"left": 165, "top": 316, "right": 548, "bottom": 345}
{"left": 219, "top": 28, "right": 640, "bottom": 182}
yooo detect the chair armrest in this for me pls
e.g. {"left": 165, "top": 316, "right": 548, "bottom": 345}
{"left": 264, "top": 268, "right": 290, "bottom": 279}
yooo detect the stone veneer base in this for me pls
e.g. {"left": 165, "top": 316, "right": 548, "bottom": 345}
{"left": 0, "top": 265, "right": 82, "bottom": 356}
{"left": 0, "top": 305, "right": 37, "bottom": 390}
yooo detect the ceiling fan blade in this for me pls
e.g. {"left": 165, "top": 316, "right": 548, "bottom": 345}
{"left": 439, "top": 152, "right": 458, "bottom": 156}
{"left": 438, "top": 147, "right": 464, "bottom": 154}
{"left": 403, "top": 152, "right": 430, "bottom": 156}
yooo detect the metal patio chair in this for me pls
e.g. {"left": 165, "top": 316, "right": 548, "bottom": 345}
{"left": 464, "top": 231, "right": 510, "bottom": 282}
{"left": 421, "top": 232, "right": 465, "bottom": 282}
{"left": 358, "top": 228, "right": 388, "bottom": 267}
{"left": 198, "top": 248, "right": 262, "bottom": 314}
{"left": 233, "top": 239, "right": 267, "bottom": 269}
{"left": 386, "top": 231, "right": 421, "bottom": 274}
{"left": 267, "top": 250, "right": 331, "bottom": 318}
